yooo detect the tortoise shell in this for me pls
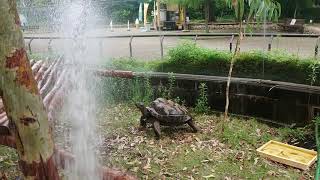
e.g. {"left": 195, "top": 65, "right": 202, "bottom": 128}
{"left": 146, "top": 98, "right": 190, "bottom": 124}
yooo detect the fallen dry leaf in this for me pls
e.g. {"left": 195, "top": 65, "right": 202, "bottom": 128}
{"left": 143, "top": 158, "right": 151, "bottom": 170}
{"left": 256, "top": 129, "right": 262, "bottom": 137}
{"left": 203, "top": 174, "right": 215, "bottom": 179}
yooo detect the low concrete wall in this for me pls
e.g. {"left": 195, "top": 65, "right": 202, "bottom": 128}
{"left": 305, "top": 25, "right": 320, "bottom": 34}
{"left": 153, "top": 78, "right": 317, "bottom": 126}
{"left": 188, "top": 23, "right": 279, "bottom": 31}
{"left": 99, "top": 70, "right": 320, "bottom": 126}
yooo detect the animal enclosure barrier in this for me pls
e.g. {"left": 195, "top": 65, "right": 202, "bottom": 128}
{"left": 24, "top": 33, "right": 320, "bottom": 59}
{"left": 97, "top": 70, "right": 320, "bottom": 126}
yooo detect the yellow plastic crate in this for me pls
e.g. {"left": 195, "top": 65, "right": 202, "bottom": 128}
{"left": 257, "top": 140, "right": 317, "bottom": 170}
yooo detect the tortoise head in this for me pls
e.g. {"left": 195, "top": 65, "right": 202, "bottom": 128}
{"left": 135, "top": 102, "right": 146, "bottom": 113}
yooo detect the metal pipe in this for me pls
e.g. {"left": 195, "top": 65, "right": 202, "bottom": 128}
{"left": 97, "top": 70, "right": 320, "bottom": 94}
{"left": 28, "top": 38, "right": 34, "bottom": 54}
{"left": 23, "top": 32, "right": 320, "bottom": 40}
{"left": 99, "top": 39, "right": 103, "bottom": 57}
{"left": 48, "top": 38, "right": 53, "bottom": 52}
{"left": 229, "top": 35, "right": 235, "bottom": 53}
{"left": 316, "top": 37, "right": 320, "bottom": 58}
{"left": 129, "top": 36, "right": 133, "bottom": 58}
{"left": 160, "top": 35, "right": 164, "bottom": 59}
{"left": 268, "top": 35, "right": 274, "bottom": 51}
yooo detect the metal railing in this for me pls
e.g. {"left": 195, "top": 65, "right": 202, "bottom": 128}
{"left": 24, "top": 32, "right": 320, "bottom": 58}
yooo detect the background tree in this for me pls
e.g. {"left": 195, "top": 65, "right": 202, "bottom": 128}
{"left": 0, "top": 0, "right": 59, "bottom": 179}
{"left": 204, "top": 0, "right": 212, "bottom": 32}
{"left": 103, "top": 0, "right": 142, "bottom": 23}
{"left": 223, "top": 0, "right": 281, "bottom": 121}
{"left": 276, "top": 0, "right": 314, "bottom": 19}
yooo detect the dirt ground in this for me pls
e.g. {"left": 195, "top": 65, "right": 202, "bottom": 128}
{"left": 0, "top": 103, "right": 315, "bottom": 179}
{"left": 97, "top": 104, "right": 315, "bottom": 179}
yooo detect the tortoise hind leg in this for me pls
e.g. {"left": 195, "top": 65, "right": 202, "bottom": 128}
{"left": 153, "top": 120, "right": 161, "bottom": 139}
{"left": 187, "top": 119, "right": 201, "bottom": 133}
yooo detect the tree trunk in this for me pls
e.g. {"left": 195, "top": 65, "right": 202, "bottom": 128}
{"left": 0, "top": 1, "right": 60, "bottom": 179}
{"left": 182, "top": 6, "right": 188, "bottom": 31}
{"left": 156, "top": 0, "right": 161, "bottom": 30}
{"left": 205, "top": 0, "right": 210, "bottom": 33}
{"left": 224, "top": 21, "right": 243, "bottom": 120}
{"left": 293, "top": 0, "right": 298, "bottom": 18}
{"left": 209, "top": 1, "right": 215, "bottom": 22}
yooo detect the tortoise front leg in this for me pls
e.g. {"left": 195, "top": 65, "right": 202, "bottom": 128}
{"left": 139, "top": 116, "right": 147, "bottom": 131}
{"left": 153, "top": 120, "right": 161, "bottom": 139}
{"left": 140, "top": 116, "right": 147, "bottom": 128}
{"left": 187, "top": 119, "right": 201, "bottom": 133}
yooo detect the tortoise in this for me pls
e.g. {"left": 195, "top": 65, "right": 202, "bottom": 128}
{"left": 136, "top": 98, "right": 200, "bottom": 139}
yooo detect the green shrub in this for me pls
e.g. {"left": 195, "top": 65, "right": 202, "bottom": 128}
{"left": 157, "top": 42, "right": 320, "bottom": 85}
{"left": 142, "top": 76, "right": 153, "bottom": 104}
{"left": 195, "top": 83, "right": 210, "bottom": 113}
{"left": 107, "top": 42, "right": 320, "bottom": 86}
{"left": 106, "top": 58, "right": 159, "bottom": 72}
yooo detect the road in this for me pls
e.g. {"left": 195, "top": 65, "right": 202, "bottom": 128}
{"left": 24, "top": 29, "right": 319, "bottom": 60}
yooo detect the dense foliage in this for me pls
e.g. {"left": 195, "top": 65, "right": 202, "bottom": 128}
{"left": 108, "top": 42, "right": 320, "bottom": 86}
{"left": 16, "top": 0, "right": 320, "bottom": 25}
{"left": 275, "top": 0, "right": 315, "bottom": 19}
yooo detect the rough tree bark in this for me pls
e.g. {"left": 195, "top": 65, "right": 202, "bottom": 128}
{"left": 0, "top": 1, "right": 60, "bottom": 179}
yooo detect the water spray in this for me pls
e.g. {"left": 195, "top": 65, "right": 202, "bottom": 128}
{"left": 110, "top": 20, "right": 113, "bottom": 32}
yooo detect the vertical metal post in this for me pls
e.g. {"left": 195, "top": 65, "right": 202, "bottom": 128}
{"left": 194, "top": 34, "right": 198, "bottom": 44}
{"left": 28, "top": 38, "right": 34, "bottom": 55}
{"left": 229, "top": 35, "right": 235, "bottom": 53}
{"left": 160, "top": 35, "right": 165, "bottom": 59}
{"left": 316, "top": 37, "right": 320, "bottom": 58}
{"left": 99, "top": 39, "right": 103, "bottom": 58}
{"left": 48, "top": 38, "right": 53, "bottom": 53}
{"left": 268, "top": 35, "right": 274, "bottom": 51}
{"left": 127, "top": 20, "right": 130, "bottom": 31}
{"left": 110, "top": 20, "right": 114, "bottom": 32}
{"left": 129, "top": 36, "right": 133, "bottom": 58}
